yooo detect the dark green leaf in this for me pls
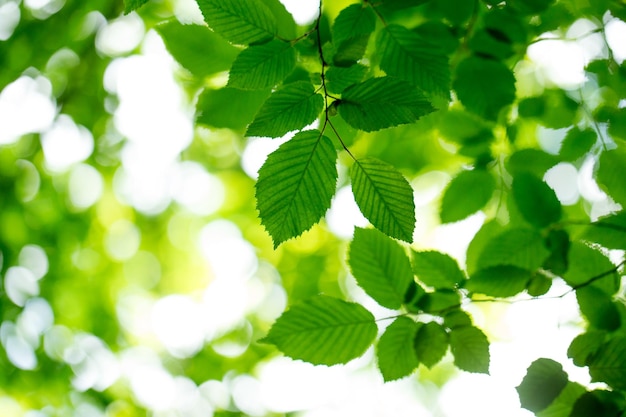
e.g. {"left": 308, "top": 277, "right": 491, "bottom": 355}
{"left": 449, "top": 326, "right": 490, "bottom": 373}
{"left": 377, "top": 24, "right": 450, "bottom": 100}
{"left": 563, "top": 242, "right": 619, "bottom": 295}
{"left": 512, "top": 173, "right": 562, "bottom": 228}
{"left": 262, "top": 295, "right": 377, "bottom": 365}
{"left": 348, "top": 227, "right": 414, "bottom": 309}
{"left": 380, "top": 0, "right": 431, "bottom": 11}
{"left": 582, "top": 211, "right": 626, "bottom": 250}
{"left": 576, "top": 286, "right": 621, "bottom": 331}
{"left": 597, "top": 147, "right": 626, "bottom": 207}
{"left": 246, "top": 81, "right": 324, "bottom": 138}
{"left": 466, "top": 220, "right": 505, "bottom": 275}
{"left": 350, "top": 157, "right": 416, "bottom": 242}
{"left": 444, "top": 310, "right": 473, "bottom": 329}
{"left": 536, "top": 382, "right": 587, "bottom": 417}
{"left": 196, "top": 0, "right": 277, "bottom": 45}
{"left": 570, "top": 390, "right": 624, "bottom": 417}
{"left": 542, "top": 229, "right": 570, "bottom": 276}
{"left": 124, "top": 0, "right": 149, "bottom": 14}
{"left": 469, "top": 29, "right": 514, "bottom": 60}
{"left": 228, "top": 40, "right": 296, "bottom": 90}
{"left": 526, "top": 272, "right": 553, "bottom": 297}
{"left": 568, "top": 331, "right": 607, "bottom": 367}
{"left": 403, "top": 281, "right": 426, "bottom": 312}
{"left": 196, "top": 87, "right": 271, "bottom": 130}
{"left": 516, "top": 358, "right": 569, "bottom": 413}
{"left": 466, "top": 266, "right": 532, "bottom": 297}
{"left": 559, "top": 127, "right": 596, "bottom": 161}
{"left": 436, "top": 0, "right": 475, "bottom": 24}
{"left": 377, "top": 317, "right": 421, "bottom": 381}
{"left": 338, "top": 77, "right": 435, "bottom": 132}
{"left": 256, "top": 130, "right": 337, "bottom": 247}
{"left": 418, "top": 290, "right": 460, "bottom": 313}
{"left": 477, "top": 228, "right": 550, "bottom": 271}
{"left": 411, "top": 250, "right": 465, "bottom": 289}
{"left": 454, "top": 56, "right": 516, "bottom": 120}
{"left": 588, "top": 337, "right": 626, "bottom": 390}
{"left": 507, "top": 149, "right": 560, "bottom": 177}
{"left": 509, "top": 0, "right": 555, "bottom": 14}
{"left": 156, "top": 21, "right": 239, "bottom": 78}
{"left": 325, "top": 64, "right": 367, "bottom": 94}
{"left": 440, "top": 169, "right": 495, "bottom": 223}
{"left": 414, "top": 322, "right": 449, "bottom": 368}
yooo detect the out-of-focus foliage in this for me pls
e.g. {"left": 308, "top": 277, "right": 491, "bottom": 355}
{"left": 1, "top": 0, "right": 626, "bottom": 415}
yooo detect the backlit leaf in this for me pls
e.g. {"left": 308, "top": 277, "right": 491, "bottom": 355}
{"left": 568, "top": 331, "right": 607, "bottom": 367}
{"left": 256, "top": 130, "right": 337, "bottom": 247}
{"left": 196, "top": 87, "right": 271, "bottom": 130}
{"left": 597, "top": 147, "right": 626, "bottom": 207}
{"left": 588, "top": 337, "right": 626, "bottom": 390}
{"left": 559, "top": 127, "right": 596, "bottom": 161}
{"left": 377, "top": 317, "right": 420, "bottom": 381}
{"left": 196, "top": 0, "right": 276, "bottom": 45}
{"left": 516, "top": 358, "right": 568, "bottom": 413}
{"left": 477, "top": 228, "right": 550, "bottom": 271}
{"left": 338, "top": 77, "right": 435, "bottom": 132}
{"left": 507, "top": 149, "right": 560, "bottom": 177}
{"left": 418, "top": 290, "right": 461, "bottom": 313}
{"left": 411, "top": 250, "right": 465, "bottom": 289}
{"left": 228, "top": 40, "right": 296, "bottom": 90}
{"left": 350, "top": 157, "right": 416, "bottom": 242}
{"left": 262, "top": 295, "right": 377, "bottom": 365}
{"left": 582, "top": 211, "right": 626, "bottom": 250}
{"left": 576, "top": 286, "right": 621, "bottom": 331}
{"left": 331, "top": 4, "right": 375, "bottom": 66}
{"left": 348, "top": 227, "right": 414, "bottom": 310}
{"left": 264, "top": 0, "right": 297, "bottom": 40}
{"left": 450, "top": 326, "right": 490, "bottom": 373}
{"left": 512, "top": 172, "right": 562, "bottom": 228}
{"left": 377, "top": 24, "right": 450, "bottom": 100}
{"left": 466, "top": 266, "right": 532, "bottom": 297}
{"left": 563, "top": 242, "right": 619, "bottom": 295}
{"left": 414, "top": 322, "right": 449, "bottom": 368}
{"left": 325, "top": 64, "right": 367, "bottom": 94}
{"left": 440, "top": 169, "right": 495, "bottom": 223}
{"left": 536, "top": 382, "right": 587, "bottom": 417}
{"left": 124, "top": 0, "right": 149, "bottom": 14}
{"left": 247, "top": 81, "right": 324, "bottom": 138}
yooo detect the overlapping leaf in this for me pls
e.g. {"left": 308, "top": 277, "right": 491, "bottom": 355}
{"left": 196, "top": 87, "right": 270, "bottom": 130}
{"left": 350, "top": 157, "right": 416, "bottom": 242}
{"left": 262, "top": 295, "right": 377, "bottom": 365}
{"left": 256, "top": 130, "right": 337, "bottom": 247}
{"left": 512, "top": 173, "right": 562, "bottom": 228}
{"left": 414, "top": 322, "right": 449, "bottom": 368}
{"left": 331, "top": 4, "right": 376, "bottom": 66}
{"left": 440, "top": 169, "right": 495, "bottom": 223}
{"left": 597, "top": 147, "right": 626, "bottom": 207}
{"left": 247, "top": 81, "right": 324, "bottom": 138}
{"left": 195, "top": 0, "right": 276, "bottom": 45}
{"left": 377, "top": 317, "right": 420, "bottom": 381}
{"left": 582, "top": 211, "right": 626, "bottom": 250}
{"left": 325, "top": 64, "right": 367, "bottom": 94}
{"left": 516, "top": 359, "right": 569, "bottom": 413}
{"left": 588, "top": 337, "right": 626, "bottom": 390}
{"left": 465, "top": 266, "right": 532, "bottom": 297}
{"left": 477, "top": 228, "right": 550, "bottom": 271}
{"left": 559, "top": 127, "right": 596, "bottom": 161}
{"left": 338, "top": 77, "right": 434, "bottom": 132}
{"left": 449, "top": 326, "right": 490, "bottom": 373}
{"left": 563, "top": 242, "right": 619, "bottom": 295}
{"left": 377, "top": 24, "right": 450, "bottom": 100}
{"left": 228, "top": 40, "right": 296, "bottom": 90}
{"left": 411, "top": 250, "right": 465, "bottom": 289}
{"left": 124, "top": 0, "right": 149, "bottom": 14}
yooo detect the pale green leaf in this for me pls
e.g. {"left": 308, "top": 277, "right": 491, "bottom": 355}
{"left": 377, "top": 317, "right": 421, "bottom": 381}
{"left": 262, "top": 295, "right": 377, "bottom": 365}
{"left": 582, "top": 211, "right": 626, "bottom": 250}
{"left": 124, "top": 0, "right": 149, "bottom": 14}
{"left": 196, "top": 87, "right": 271, "bottom": 130}
{"left": 247, "top": 81, "right": 324, "bottom": 138}
{"left": 377, "top": 24, "right": 450, "bottom": 100}
{"left": 597, "top": 147, "right": 626, "bottom": 207}
{"left": 477, "top": 228, "right": 550, "bottom": 271}
{"left": 512, "top": 173, "right": 562, "bottom": 228}
{"left": 411, "top": 250, "right": 465, "bottom": 289}
{"left": 256, "top": 130, "right": 337, "bottom": 247}
{"left": 338, "top": 77, "right": 435, "bottom": 132}
{"left": 588, "top": 337, "right": 626, "bottom": 390}
{"left": 350, "top": 157, "right": 416, "bottom": 242}
{"left": 440, "top": 169, "right": 495, "bottom": 223}
{"left": 449, "top": 326, "right": 490, "bottom": 373}
{"left": 516, "top": 358, "right": 569, "bottom": 413}
{"left": 465, "top": 266, "right": 532, "bottom": 297}
{"left": 414, "top": 322, "right": 449, "bottom": 368}
{"left": 348, "top": 227, "right": 414, "bottom": 309}
{"left": 156, "top": 21, "right": 239, "bottom": 78}
{"left": 195, "top": 0, "right": 276, "bottom": 45}
{"left": 228, "top": 40, "right": 296, "bottom": 90}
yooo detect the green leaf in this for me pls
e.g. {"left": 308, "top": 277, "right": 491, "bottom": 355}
{"left": 536, "top": 382, "right": 587, "bottom": 417}
{"left": 509, "top": 0, "right": 555, "bottom": 14}
{"left": 576, "top": 286, "right": 621, "bottom": 331}
{"left": 588, "top": 337, "right": 626, "bottom": 390}
{"left": 454, "top": 56, "right": 516, "bottom": 120}
{"left": 124, "top": 0, "right": 149, "bottom": 14}
{"left": 542, "top": 229, "right": 570, "bottom": 276}
{"left": 516, "top": 358, "right": 569, "bottom": 413}
{"left": 506, "top": 149, "right": 560, "bottom": 177}
{"left": 582, "top": 211, "right": 626, "bottom": 250}
{"left": 350, "top": 157, "right": 416, "bottom": 242}
{"left": 477, "top": 228, "right": 550, "bottom": 271}
{"left": 466, "top": 266, "right": 532, "bottom": 297}
{"left": 512, "top": 173, "right": 562, "bottom": 228}
{"left": 377, "top": 317, "right": 421, "bottom": 381}
{"left": 411, "top": 250, "right": 465, "bottom": 289}
{"left": 526, "top": 272, "right": 553, "bottom": 297}
{"left": 246, "top": 81, "right": 324, "bottom": 138}
{"left": 262, "top": 295, "right": 377, "bottom": 365}
{"left": 338, "top": 77, "right": 435, "bottom": 132}
{"left": 418, "top": 290, "right": 461, "bottom": 313}
{"left": 348, "top": 227, "right": 414, "bottom": 309}
{"left": 264, "top": 0, "right": 297, "bottom": 40}
{"left": 440, "top": 169, "right": 495, "bottom": 223}
{"left": 256, "top": 130, "right": 337, "bottom": 247}
{"left": 195, "top": 0, "right": 277, "bottom": 45}
{"left": 559, "top": 127, "right": 596, "bottom": 161}
{"left": 466, "top": 220, "right": 505, "bottom": 275}
{"left": 414, "top": 322, "right": 449, "bottom": 368}
{"left": 156, "top": 22, "right": 239, "bottom": 78}
{"left": 449, "top": 326, "right": 490, "bottom": 373}
{"left": 597, "top": 147, "right": 626, "bottom": 207}
{"left": 569, "top": 390, "right": 624, "bottom": 417}
{"left": 563, "top": 242, "right": 619, "bottom": 295}
{"left": 567, "top": 331, "right": 607, "bottom": 366}
{"left": 196, "top": 87, "right": 271, "bottom": 130}
{"left": 377, "top": 24, "right": 450, "bottom": 100}
{"left": 325, "top": 64, "right": 367, "bottom": 94}
{"left": 228, "top": 40, "right": 297, "bottom": 90}
{"left": 444, "top": 309, "right": 473, "bottom": 329}
{"left": 331, "top": 4, "right": 375, "bottom": 66}
{"left": 436, "top": 0, "right": 475, "bottom": 24}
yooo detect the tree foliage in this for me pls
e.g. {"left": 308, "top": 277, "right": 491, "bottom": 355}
{"left": 1, "top": 0, "right": 626, "bottom": 415}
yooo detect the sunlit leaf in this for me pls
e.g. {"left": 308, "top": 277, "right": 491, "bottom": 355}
{"left": 350, "top": 157, "right": 416, "bottom": 242}
{"left": 262, "top": 295, "right": 377, "bottom": 365}
{"left": 196, "top": 0, "right": 276, "bottom": 45}
{"left": 477, "top": 228, "right": 550, "bottom": 271}
{"left": 450, "top": 326, "right": 490, "bottom": 373}
{"left": 414, "top": 322, "right": 449, "bottom": 368}
{"left": 348, "top": 227, "right": 414, "bottom": 309}
{"left": 466, "top": 266, "right": 532, "bottom": 297}
{"left": 411, "top": 250, "right": 465, "bottom": 289}
{"left": 124, "top": 0, "right": 149, "bottom": 14}
{"left": 256, "top": 130, "right": 337, "bottom": 247}
{"left": 228, "top": 40, "right": 296, "bottom": 90}
{"left": 440, "top": 169, "right": 495, "bottom": 223}
{"left": 196, "top": 87, "right": 271, "bottom": 130}
{"left": 377, "top": 317, "right": 421, "bottom": 381}
{"left": 247, "top": 81, "right": 324, "bottom": 138}
{"left": 512, "top": 172, "right": 562, "bottom": 228}
{"left": 597, "top": 147, "right": 626, "bottom": 207}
